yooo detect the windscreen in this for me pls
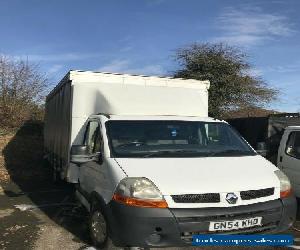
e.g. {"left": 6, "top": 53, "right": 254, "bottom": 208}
{"left": 106, "top": 120, "right": 256, "bottom": 158}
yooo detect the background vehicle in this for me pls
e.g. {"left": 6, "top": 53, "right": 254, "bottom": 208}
{"left": 278, "top": 126, "right": 300, "bottom": 197}
{"left": 228, "top": 113, "right": 300, "bottom": 164}
{"left": 44, "top": 70, "right": 296, "bottom": 249}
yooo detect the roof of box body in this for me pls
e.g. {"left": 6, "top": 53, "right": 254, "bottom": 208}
{"left": 69, "top": 70, "right": 210, "bottom": 89}
{"left": 47, "top": 70, "right": 210, "bottom": 100}
{"left": 47, "top": 69, "right": 211, "bottom": 118}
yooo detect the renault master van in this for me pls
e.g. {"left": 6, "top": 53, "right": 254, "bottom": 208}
{"left": 44, "top": 70, "right": 296, "bottom": 249}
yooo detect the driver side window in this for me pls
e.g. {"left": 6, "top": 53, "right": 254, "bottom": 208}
{"left": 84, "top": 121, "right": 103, "bottom": 154}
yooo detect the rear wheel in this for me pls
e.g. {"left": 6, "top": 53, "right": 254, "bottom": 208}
{"left": 89, "top": 205, "right": 108, "bottom": 249}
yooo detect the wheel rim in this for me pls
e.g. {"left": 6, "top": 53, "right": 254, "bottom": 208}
{"left": 91, "top": 210, "right": 107, "bottom": 243}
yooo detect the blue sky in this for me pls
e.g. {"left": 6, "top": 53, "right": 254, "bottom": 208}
{"left": 0, "top": 0, "right": 299, "bottom": 111}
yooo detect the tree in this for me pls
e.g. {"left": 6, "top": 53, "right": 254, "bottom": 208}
{"left": 0, "top": 55, "right": 48, "bottom": 128}
{"left": 174, "top": 43, "right": 278, "bottom": 118}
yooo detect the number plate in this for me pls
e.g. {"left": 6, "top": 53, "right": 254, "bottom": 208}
{"left": 209, "top": 217, "right": 262, "bottom": 231}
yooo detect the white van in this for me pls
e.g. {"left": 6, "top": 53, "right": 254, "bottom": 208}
{"left": 44, "top": 70, "right": 296, "bottom": 249}
{"left": 278, "top": 126, "right": 300, "bottom": 197}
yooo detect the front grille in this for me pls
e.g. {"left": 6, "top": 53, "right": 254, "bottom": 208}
{"left": 176, "top": 207, "right": 281, "bottom": 223}
{"left": 240, "top": 188, "right": 274, "bottom": 200}
{"left": 172, "top": 193, "right": 220, "bottom": 203}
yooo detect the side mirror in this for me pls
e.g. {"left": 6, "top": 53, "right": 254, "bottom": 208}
{"left": 71, "top": 145, "right": 90, "bottom": 155}
{"left": 71, "top": 145, "right": 93, "bottom": 164}
{"left": 70, "top": 145, "right": 103, "bottom": 165}
{"left": 256, "top": 142, "right": 267, "bottom": 157}
{"left": 286, "top": 146, "right": 299, "bottom": 158}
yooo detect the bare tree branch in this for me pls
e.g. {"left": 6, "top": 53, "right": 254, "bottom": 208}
{"left": 0, "top": 55, "right": 48, "bottom": 128}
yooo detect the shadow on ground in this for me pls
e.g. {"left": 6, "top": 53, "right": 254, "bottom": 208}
{"left": 1, "top": 121, "right": 91, "bottom": 247}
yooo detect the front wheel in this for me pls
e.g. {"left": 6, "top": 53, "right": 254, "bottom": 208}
{"left": 89, "top": 206, "right": 108, "bottom": 249}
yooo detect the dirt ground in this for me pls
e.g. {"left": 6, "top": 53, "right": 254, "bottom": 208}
{"left": 1, "top": 125, "right": 300, "bottom": 250}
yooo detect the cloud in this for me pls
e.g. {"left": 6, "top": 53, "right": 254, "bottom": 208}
{"left": 215, "top": 6, "right": 295, "bottom": 46}
{"left": 98, "top": 59, "right": 165, "bottom": 76}
{"left": 263, "top": 63, "right": 300, "bottom": 74}
{"left": 48, "top": 64, "right": 64, "bottom": 74}
{"left": 131, "top": 64, "right": 165, "bottom": 76}
{"left": 15, "top": 52, "right": 99, "bottom": 62}
{"left": 98, "top": 59, "right": 131, "bottom": 72}
{"left": 246, "top": 68, "right": 263, "bottom": 77}
{"left": 250, "top": 60, "right": 300, "bottom": 76}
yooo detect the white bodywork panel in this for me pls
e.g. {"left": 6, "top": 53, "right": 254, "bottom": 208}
{"left": 278, "top": 126, "right": 300, "bottom": 197}
{"left": 115, "top": 156, "right": 280, "bottom": 208}
{"left": 78, "top": 157, "right": 127, "bottom": 204}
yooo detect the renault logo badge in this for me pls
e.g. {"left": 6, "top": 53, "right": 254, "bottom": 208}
{"left": 226, "top": 193, "right": 238, "bottom": 204}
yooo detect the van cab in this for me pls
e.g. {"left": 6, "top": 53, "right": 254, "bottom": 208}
{"left": 71, "top": 114, "right": 296, "bottom": 248}
{"left": 278, "top": 126, "right": 300, "bottom": 197}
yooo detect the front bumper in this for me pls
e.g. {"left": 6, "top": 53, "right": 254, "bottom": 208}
{"left": 106, "top": 197, "right": 297, "bottom": 248}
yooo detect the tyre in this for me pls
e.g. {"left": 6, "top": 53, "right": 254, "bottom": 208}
{"left": 89, "top": 204, "right": 108, "bottom": 249}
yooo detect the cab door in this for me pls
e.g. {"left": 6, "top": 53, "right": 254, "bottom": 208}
{"left": 279, "top": 130, "right": 300, "bottom": 196}
{"left": 78, "top": 119, "right": 108, "bottom": 198}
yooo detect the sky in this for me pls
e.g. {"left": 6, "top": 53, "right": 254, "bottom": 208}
{"left": 0, "top": 0, "right": 299, "bottom": 112}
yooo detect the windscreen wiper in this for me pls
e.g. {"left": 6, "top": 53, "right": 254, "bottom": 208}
{"left": 142, "top": 149, "right": 206, "bottom": 158}
{"left": 208, "top": 149, "right": 255, "bottom": 156}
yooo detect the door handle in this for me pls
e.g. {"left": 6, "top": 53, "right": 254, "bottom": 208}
{"left": 279, "top": 156, "right": 283, "bottom": 162}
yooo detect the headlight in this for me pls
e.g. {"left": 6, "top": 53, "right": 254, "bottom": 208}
{"left": 112, "top": 177, "right": 168, "bottom": 208}
{"left": 274, "top": 170, "right": 292, "bottom": 198}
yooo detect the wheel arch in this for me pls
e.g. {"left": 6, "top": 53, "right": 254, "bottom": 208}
{"left": 90, "top": 191, "right": 108, "bottom": 212}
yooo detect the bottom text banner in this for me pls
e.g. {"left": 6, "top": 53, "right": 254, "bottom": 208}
{"left": 192, "top": 234, "right": 293, "bottom": 246}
